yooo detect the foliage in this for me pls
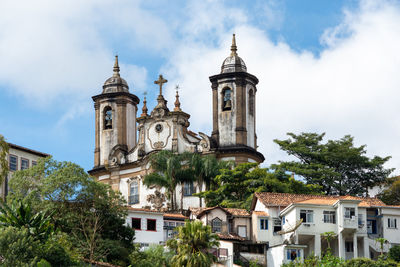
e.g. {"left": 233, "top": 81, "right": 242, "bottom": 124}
{"left": 143, "top": 150, "right": 194, "bottom": 211}
{"left": 167, "top": 220, "right": 219, "bottom": 267}
{"left": 197, "top": 163, "right": 321, "bottom": 209}
{"left": 344, "top": 257, "right": 376, "bottom": 267}
{"left": 375, "top": 238, "right": 387, "bottom": 256}
{"left": 129, "top": 244, "right": 174, "bottom": 267}
{"left": 0, "top": 134, "right": 8, "bottom": 189}
{"left": 379, "top": 177, "right": 400, "bottom": 205}
{"left": 274, "top": 132, "right": 393, "bottom": 195}
{"left": 388, "top": 245, "right": 400, "bottom": 262}
{"left": 7, "top": 157, "right": 134, "bottom": 265}
{"left": 0, "top": 199, "right": 54, "bottom": 241}
{"left": 321, "top": 231, "right": 336, "bottom": 251}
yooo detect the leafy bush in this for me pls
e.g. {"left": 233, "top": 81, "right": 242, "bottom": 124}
{"left": 388, "top": 245, "right": 400, "bottom": 262}
{"left": 345, "top": 257, "right": 375, "bottom": 267}
{"left": 130, "top": 244, "right": 174, "bottom": 267}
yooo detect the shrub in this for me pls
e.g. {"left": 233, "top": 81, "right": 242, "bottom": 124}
{"left": 345, "top": 257, "right": 375, "bottom": 267}
{"left": 388, "top": 245, "right": 400, "bottom": 262}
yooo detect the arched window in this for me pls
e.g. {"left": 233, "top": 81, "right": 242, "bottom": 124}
{"left": 211, "top": 217, "right": 222, "bottom": 233}
{"left": 129, "top": 180, "right": 139, "bottom": 204}
{"left": 248, "top": 89, "right": 254, "bottom": 116}
{"left": 222, "top": 88, "right": 232, "bottom": 111}
{"left": 104, "top": 106, "right": 112, "bottom": 129}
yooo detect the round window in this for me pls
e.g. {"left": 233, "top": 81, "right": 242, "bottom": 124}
{"left": 155, "top": 123, "right": 163, "bottom": 133}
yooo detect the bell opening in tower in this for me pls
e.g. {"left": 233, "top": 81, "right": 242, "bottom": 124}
{"left": 104, "top": 106, "right": 113, "bottom": 129}
{"left": 222, "top": 87, "right": 232, "bottom": 111}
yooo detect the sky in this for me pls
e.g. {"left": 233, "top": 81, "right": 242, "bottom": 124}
{"left": 1, "top": 0, "right": 400, "bottom": 175}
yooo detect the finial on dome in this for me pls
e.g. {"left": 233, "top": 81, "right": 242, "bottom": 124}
{"left": 174, "top": 84, "right": 181, "bottom": 112}
{"left": 113, "top": 55, "right": 120, "bottom": 76}
{"left": 230, "top": 34, "right": 237, "bottom": 56}
{"left": 141, "top": 92, "right": 148, "bottom": 117}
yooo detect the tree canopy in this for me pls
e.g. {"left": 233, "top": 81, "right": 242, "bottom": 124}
{"left": 379, "top": 176, "right": 400, "bottom": 205}
{"left": 274, "top": 132, "right": 393, "bottom": 196}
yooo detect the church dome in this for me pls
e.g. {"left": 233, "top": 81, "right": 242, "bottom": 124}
{"left": 221, "top": 34, "right": 247, "bottom": 74}
{"left": 102, "top": 56, "right": 130, "bottom": 94}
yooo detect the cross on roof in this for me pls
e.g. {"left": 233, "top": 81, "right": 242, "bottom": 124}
{"left": 154, "top": 74, "right": 168, "bottom": 96}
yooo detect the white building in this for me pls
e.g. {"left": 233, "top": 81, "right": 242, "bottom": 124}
{"left": 251, "top": 192, "right": 400, "bottom": 267}
{"left": 1, "top": 143, "right": 49, "bottom": 199}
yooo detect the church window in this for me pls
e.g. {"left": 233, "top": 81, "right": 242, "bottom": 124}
{"left": 131, "top": 218, "right": 141, "bottom": 230}
{"left": 249, "top": 89, "right": 254, "bottom": 116}
{"left": 147, "top": 219, "right": 156, "bottom": 231}
{"left": 183, "top": 182, "right": 195, "bottom": 196}
{"left": 129, "top": 180, "right": 139, "bottom": 204}
{"left": 222, "top": 88, "right": 232, "bottom": 111}
{"left": 211, "top": 217, "right": 222, "bottom": 233}
{"left": 104, "top": 106, "right": 112, "bottom": 129}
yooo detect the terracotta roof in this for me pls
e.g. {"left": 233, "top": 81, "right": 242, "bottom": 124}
{"left": 224, "top": 208, "right": 250, "bottom": 216}
{"left": 217, "top": 233, "right": 246, "bottom": 241}
{"left": 126, "top": 207, "right": 163, "bottom": 213}
{"left": 190, "top": 206, "right": 250, "bottom": 218}
{"left": 163, "top": 213, "right": 188, "bottom": 219}
{"left": 254, "top": 192, "right": 388, "bottom": 208}
{"left": 252, "top": 211, "right": 269, "bottom": 216}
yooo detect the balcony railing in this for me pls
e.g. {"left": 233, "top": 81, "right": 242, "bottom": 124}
{"left": 129, "top": 195, "right": 139, "bottom": 205}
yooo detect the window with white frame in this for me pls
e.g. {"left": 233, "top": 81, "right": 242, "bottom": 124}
{"left": 273, "top": 218, "right": 282, "bottom": 233}
{"left": 129, "top": 180, "right": 139, "bottom": 204}
{"left": 300, "top": 210, "right": 313, "bottom": 223}
{"left": 260, "top": 218, "right": 268, "bottom": 230}
{"left": 211, "top": 218, "right": 222, "bottom": 233}
{"left": 183, "top": 182, "right": 195, "bottom": 196}
{"left": 388, "top": 218, "right": 397, "bottom": 229}
{"left": 323, "top": 211, "right": 336, "bottom": 223}
{"left": 344, "top": 208, "right": 356, "bottom": 219}
{"left": 286, "top": 249, "right": 301, "bottom": 261}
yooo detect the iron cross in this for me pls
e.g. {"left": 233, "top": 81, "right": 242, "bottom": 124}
{"left": 154, "top": 74, "right": 168, "bottom": 96}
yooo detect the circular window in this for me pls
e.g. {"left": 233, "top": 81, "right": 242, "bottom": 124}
{"left": 155, "top": 123, "right": 163, "bottom": 133}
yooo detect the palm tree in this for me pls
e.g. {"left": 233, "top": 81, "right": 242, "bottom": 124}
{"left": 189, "top": 154, "right": 233, "bottom": 207}
{"left": 167, "top": 220, "right": 219, "bottom": 267}
{"left": 375, "top": 237, "right": 387, "bottom": 256}
{"left": 0, "top": 135, "right": 9, "bottom": 198}
{"left": 321, "top": 231, "right": 336, "bottom": 254}
{"left": 143, "top": 150, "right": 194, "bottom": 211}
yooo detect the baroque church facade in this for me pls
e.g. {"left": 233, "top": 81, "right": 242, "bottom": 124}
{"left": 88, "top": 35, "right": 264, "bottom": 211}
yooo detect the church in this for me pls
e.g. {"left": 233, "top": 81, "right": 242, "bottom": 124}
{"left": 88, "top": 34, "right": 264, "bottom": 211}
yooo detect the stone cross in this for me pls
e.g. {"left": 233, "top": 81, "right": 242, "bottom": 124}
{"left": 154, "top": 74, "right": 168, "bottom": 96}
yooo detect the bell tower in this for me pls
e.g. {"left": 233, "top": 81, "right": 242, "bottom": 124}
{"left": 209, "top": 34, "right": 264, "bottom": 163}
{"left": 92, "top": 56, "right": 140, "bottom": 167}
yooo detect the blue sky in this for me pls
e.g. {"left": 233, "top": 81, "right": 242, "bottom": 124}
{"left": 1, "top": 0, "right": 400, "bottom": 173}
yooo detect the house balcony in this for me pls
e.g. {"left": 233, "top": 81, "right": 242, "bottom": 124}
{"left": 341, "top": 216, "right": 358, "bottom": 232}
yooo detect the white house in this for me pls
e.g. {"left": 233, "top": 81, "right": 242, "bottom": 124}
{"left": 251, "top": 192, "right": 400, "bottom": 267}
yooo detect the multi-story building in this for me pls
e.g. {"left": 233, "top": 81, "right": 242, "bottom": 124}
{"left": 251, "top": 192, "right": 400, "bottom": 266}
{"left": 1, "top": 143, "right": 49, "bottom": 199}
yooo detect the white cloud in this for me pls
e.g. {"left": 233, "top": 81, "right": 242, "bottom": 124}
{"left": 162, "top": 0, "right": 400, "bottom": 173}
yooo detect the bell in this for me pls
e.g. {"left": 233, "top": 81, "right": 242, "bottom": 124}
{"left": 105, "top": 119, "right": 112, "bottom": 128}
{"left": 224, "top": 99, "right": 232, "bottom": 110}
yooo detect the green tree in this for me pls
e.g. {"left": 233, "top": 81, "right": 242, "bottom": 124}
{"left": 167, "top": 220, "right": 219, "bottom": 267}
{"left": 375, "top": 237, "right": 387, "bottom": 256}
{"left": 321, "top": 231, "right": 336, "bottom": 253}
{"left": 129, "top": 244, "right": 174, "bottom": 267}
{"left": 0, "top": 135, "right": 9, "bottom": 197}
{"left": 198, "top": 163, "right": 321, "bottom": 209}
{"left": 379, "top": 177, "right": 400, "bottom": 205}
{"left": 143, "top": 150, "right": 194, "bottom": 211}
{"left": 7, "top": 157, "right": 134, "bottom": 266}
{"left": 388, "top": 245, "right": 400, "bottom": 262}
{"left": 274, "top": 132, "right": 393, "bottom": 196}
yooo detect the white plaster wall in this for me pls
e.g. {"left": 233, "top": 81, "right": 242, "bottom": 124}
{"left": 126, "top": 103, "right": 137, "bottom": 151}
{"left": 145, "top": 120, "right": 173, "bottom": 152}
{"left": 126, "top": 211, "right": 164, "bottom": 245}
{"left": 218, "top": 81, "right": 236, "bottom": 146}
{"left": 382, "top": 210, "right": 400, "bottom": 244}
{"left": 233, "top": 217, "right": 251, "bottom": 238}
{"left": 99, "top": 102, "right": 118, "bottom": 165}
{"left": 267, "top": 246, "right": 284, "bottom": 267}
{"left": 246, "top": 85, "right": 255, "bottom": 148}
{"left": 294, "top": 206, "right": 337, "bottom": 235}
{"left": 218, "top": 240, "right": 234, "bottom": 267}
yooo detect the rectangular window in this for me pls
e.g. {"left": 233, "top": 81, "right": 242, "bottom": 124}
{"left": 147, "top": 219, "right": 156, "bottom": 231}
{"left": 21, "top": 158, "right": 29, "bottom": 170}
{"left": 260, "top": 219, "right": 268, "bottom": 230}
{"left": 237, "top": 226, "right": 247, "bottom": 238}
{"left": 131, "top": 218, "right": 141, "bottom": 230}
{"left": 282, "top": 216, "right": 285, "bottom": 225}
{"left": 129, "top": 181, "right": 139, "bottom": 204}
{"left": 9, "top": 155, "right": 17, "bottom": 171}
{"left": 183, "top": 182, "right": 195, "bottom": 196}
{"left": 345, "top": 208, "right": 356, "bottom": 219}
{"left": 388, "top": 218, "right": 397, "bottom": 229}
{"left": 286, "top": 249, "right": 301, "bottom": 261}
{"left": 273, "top": 218, "right": 282, "bottom": 233}
{"left": 323, "top": 211, "right": 336, "bottom": 224}
{"left": 300, "top": 210, "right": 314, "bottom": 223}
{"left": 32, "top": 161, "right": 37, "bottom": 166}
{"left": 345, "top": 241, "right": 354, "bottom": 252}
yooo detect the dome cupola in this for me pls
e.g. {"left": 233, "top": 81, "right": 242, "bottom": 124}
{"left": 102, "top": 55, "right": 129, "bottom": 93}
{"left": 221, "top": 34, "right": 247, "bottom": 74}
